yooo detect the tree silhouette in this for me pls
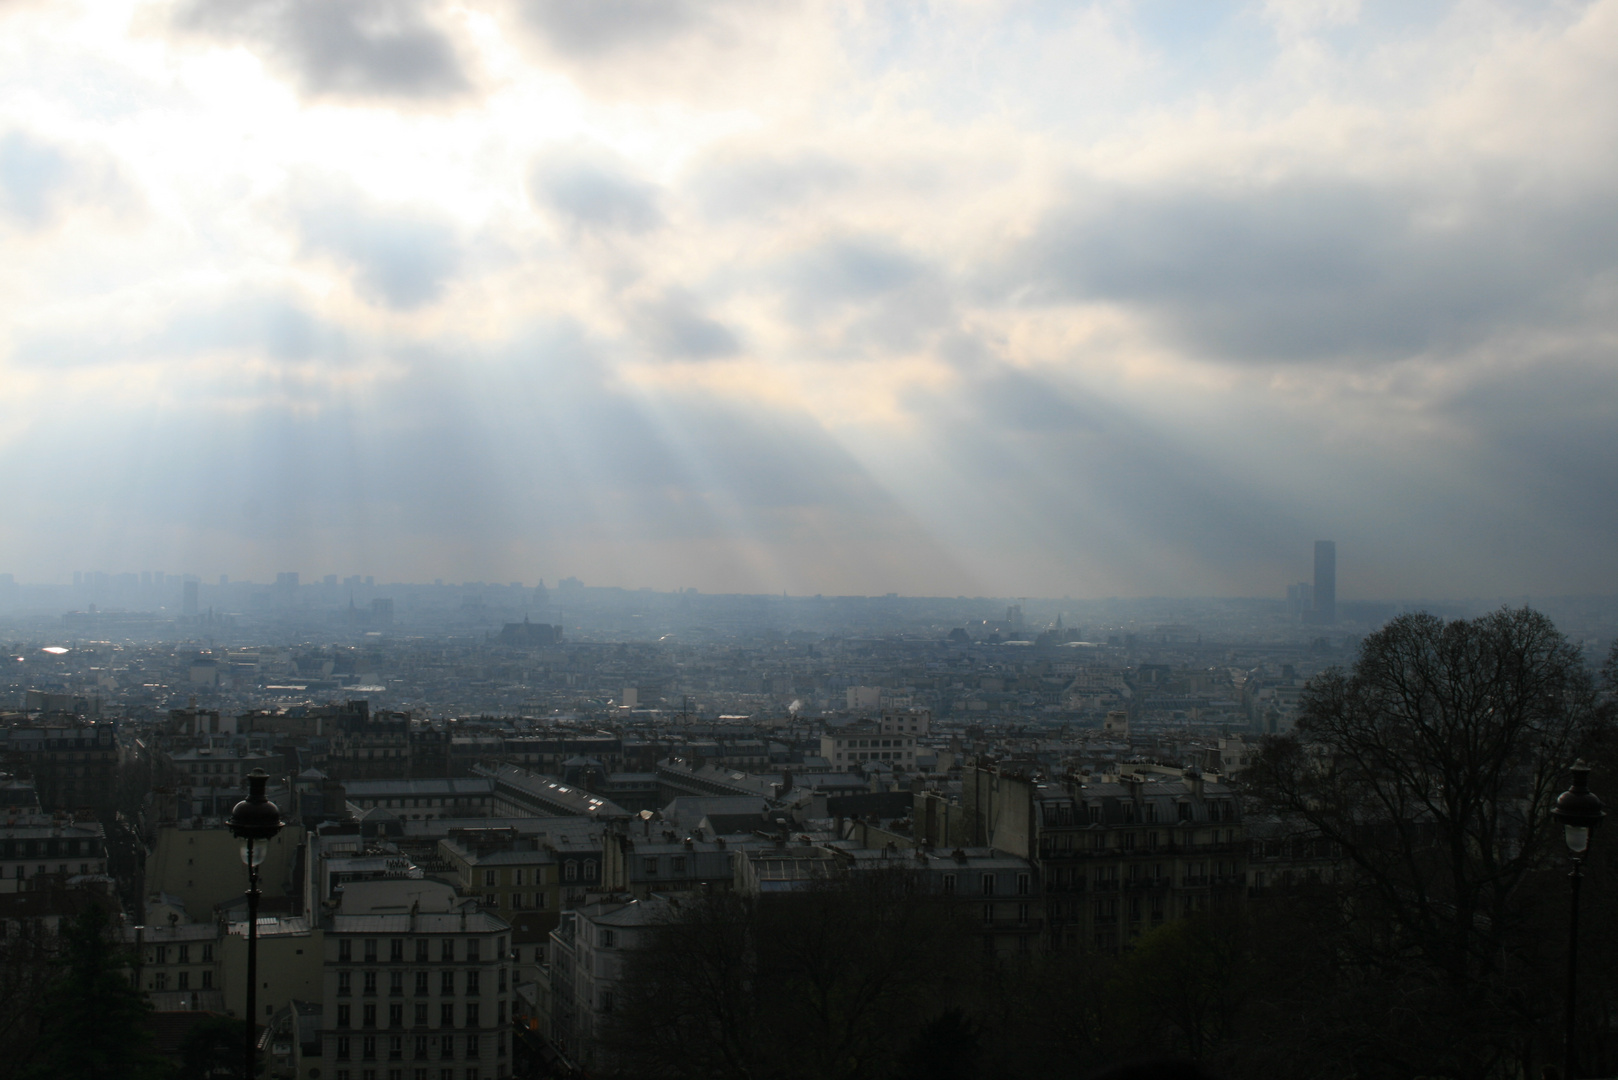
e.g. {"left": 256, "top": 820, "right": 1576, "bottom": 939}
{"left": 22, "top": 905, "right": 169, "bottom": 1080}
{"left": 1248, "top": 607, "right": 1607, "bottom": 1079}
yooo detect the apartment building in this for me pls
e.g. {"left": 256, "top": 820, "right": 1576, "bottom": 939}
{"left": 320, "top": 907, "right": 514, "bottom": 1080}
{"left": 944, "top": 763, "right": 1247, "bottom": 952}
{"left": 0, "top": 812, "right": 107, "bottom": 892}
{"left": 819, "top": 727, "right": 917, "bottom": 772}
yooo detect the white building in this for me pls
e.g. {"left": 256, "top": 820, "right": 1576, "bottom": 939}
{"left": 819, "top": 728, "right": 917, "bottom": 772}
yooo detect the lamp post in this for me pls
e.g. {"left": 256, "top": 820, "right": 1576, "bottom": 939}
{"left": 1551, "top": 760, "right": 1604, "bottom": 1080}
{"left": 228, "top": 768, "right": 284, "bottom": 1080}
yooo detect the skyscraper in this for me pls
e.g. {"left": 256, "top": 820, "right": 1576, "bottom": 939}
{"left": 1314, "top": 541, "right": 1337, "bottom": 624}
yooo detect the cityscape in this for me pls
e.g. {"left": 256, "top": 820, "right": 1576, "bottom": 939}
{"left": 5, "top": 2, "right": 1618, "bottom": 1080}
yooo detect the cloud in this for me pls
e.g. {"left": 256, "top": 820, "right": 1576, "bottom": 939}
{"left": 0, "top": 130, "right": 71, "bottom": 227}
{"left": 514, "top": 0, "right": 710, "bottom": 57}
{"left": 684, "top": 148, "right": 857, "bottom": 224}
{"left": 631, "top": 291, "right": 740, "bottom": 360}
{"left": 297, "top": 191, "right": 462, "bottom": 310}
{"left": 530, "top": 152, "right": 662, "bottom": 235}
{"left": 176, "top": 0, "right": 472, "bottom": 102}
{"left": 1007, "top": 174, "right": 1618, "bottom": 364}
{"left": 779, "top": 237, "right": 922, "bottom": 309}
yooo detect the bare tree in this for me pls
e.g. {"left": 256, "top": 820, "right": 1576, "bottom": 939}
{"left": 1248, "top": 607, "right": 1606, "bottom": 1078}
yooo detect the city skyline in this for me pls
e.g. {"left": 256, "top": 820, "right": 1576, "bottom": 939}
{"left": 3, "top": 2, "right": 1616, "bottom": 599}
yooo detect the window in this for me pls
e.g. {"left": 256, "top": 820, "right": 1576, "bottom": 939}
{"left": 416, "top": 939, "right": 430, "bottom": 963}
{"left": 942, "top": 874, "right": 956, "bottom": 895}
{"left": 178, "top": 971, "right": 190, "bottom": 990}
{"left": 466, "top": 1035, "right": 479, "bottom": 1058}
{"left": 362, "top": 1036, "right": 377, "bottom": 1060}
{"left": 981, "top": 873, "right": 995, "bottom": 896}
{"left": 201, "top": 970, "right": 213, "bottom": 989}
{"left": 390, "top": 1004, "right": 404, "bottom": 1028}
{"left": 415, "top": 972, "right": 429, "bottom": 996}
{"left": 364, "top": 1004, "right": 378, "bottom": 1028}
{"left": 364, "top": 971, "right": 378, "bottom": 996}
{"left": 497, "top": 968, "right": 506, "bottom": 993}
{"left": 390, "top": 1035, "right": 404, "bottom": 1060}
{"left": 466, "top": 1004, "right": 479, "bottom": 1028}
{"left": 339, "top": 972, "right": 353, "bottom": 996}
{"left": 154, "top": 945, "right": 168, "bottom": 964}
{"left": 483, "top": 870, "right": 496, "bottom": 887}
{"left": 441, "top": 971, "right": 455, "bottom": 996}
{"left": 598, "top": 990, "right": 614, "bottom": 1014}
{"left": 178, "top": 944, "right": 190, "bottom": 963}
{"left": 339, "top": 1005, "right": 352, "bottom": 1029}
{"left": 341, "top": 939, "right": 354, "bottom": 963}
{"left": 153, "top": 972, "right": 168, "bottom": 990}
{"left": 441, "top": 1004, "right": 455, "bottom": 1028}
{"left": 201, "top": 943, "right": 213, "bottom": 962}
{"left": 564, "top": 862, "right": 577, "bottom": 881}
{"left": 1016, "top": 873, "right": 1030, "bottom": 896}
{"left": 337, "top": 1036, "right": 351, "bottom": 1061}
{"left": 467, "top": 939, "right": 480, "bottom": 963}
{"left": 415, "top": 1035, "right": 429, "bottom": 1060}
{"left": 440, "top": 1034, "right": 455, "bottom": 1059}
{"left": 466, "top": 970, "right": 480, "bottom": 996}
{"left": 391, "top": 971, "right": 404, "bottom": 996}
{"left": 513, "top": 869, "right": 525, "bottom": 886}
{"left": 597, "top": 928, "right": 615, "bottom": 948}
{"left": 441, "top": 940, "right": 454, "bottom": 963}
{"left": 643, "top": 857, "right": 658, "bottom": 875}
{"left": 365, "top": 940, "right": 379, "bottom": 963}
{"left": 391, "top": 939, "right": 405, "bottom": 962}
{"left": 415, "top": 1003, "right": 429, "bottom": 1027}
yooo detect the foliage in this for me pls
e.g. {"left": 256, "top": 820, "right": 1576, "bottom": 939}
{"left": 20, "top": 905, "right": 170, "bottom": 1080}
{"left": 1245, "top": 607, "right": 1607, "bottom": 1078}
{"left": 606, "top": 869, "right": 978, "bottom": 1080}
{"left": 175, "top": 1014, "right": 247, "bottom": 1080}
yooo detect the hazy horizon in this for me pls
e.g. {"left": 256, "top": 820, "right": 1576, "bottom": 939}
{"left": 4, "top": 1, "right": 1616, "bottom": 599}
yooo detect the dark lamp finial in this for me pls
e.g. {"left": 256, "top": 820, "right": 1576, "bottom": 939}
{"left": 229, "top": 767, "right": 284, "bottom": 842}
{"left": 1553, "top": 760, "right": 1605, "bottom": 835}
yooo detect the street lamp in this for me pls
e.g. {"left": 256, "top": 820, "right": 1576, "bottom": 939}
{"left": 228, "top": 768, "right": 284, "bottom": 1080}
{"left": 1551, "top": 760, "right": 1604, "bottom": 1080}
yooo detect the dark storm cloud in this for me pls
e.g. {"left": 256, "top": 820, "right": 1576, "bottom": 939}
{"left": 297, "top": 194, "right": 461, "bottom": 310}
{"left": 530, "top": 155, "right": 663, "bottom": 235}
{"left": 1010, "top": 177, "right": 1618, "bottom": 363}
{"left": 176, "top": 0, "right": 471, "bottom": 101}
{"left": 0, "top": 131, "right": 70, "bottom": 227}
{"left": 1435, "top": 357, "right": 1618, "bottom": 539}
{"left": 515, "top": 0, "right": 709, "bottom": 56}
{"left": 631, "top": 291, "right": 740, "bottom": 360}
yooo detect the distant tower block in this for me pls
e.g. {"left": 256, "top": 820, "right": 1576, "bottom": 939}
{"left": 182, "top": 579, "right": 199, "bottom": 616}
{"left": 1314, "top": 540, "right": 1337, "bottom": 624}
{"left": 1103, "top": 711, "right": 1130, "bottom": 740}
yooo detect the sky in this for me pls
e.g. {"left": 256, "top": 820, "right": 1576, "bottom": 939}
{"left": 1, "top": 0, "right": 1615, "bottom": 600}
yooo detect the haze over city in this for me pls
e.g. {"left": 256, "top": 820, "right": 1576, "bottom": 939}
{"left": 3, "top": 0, "right": 1616, "bottom": 600}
